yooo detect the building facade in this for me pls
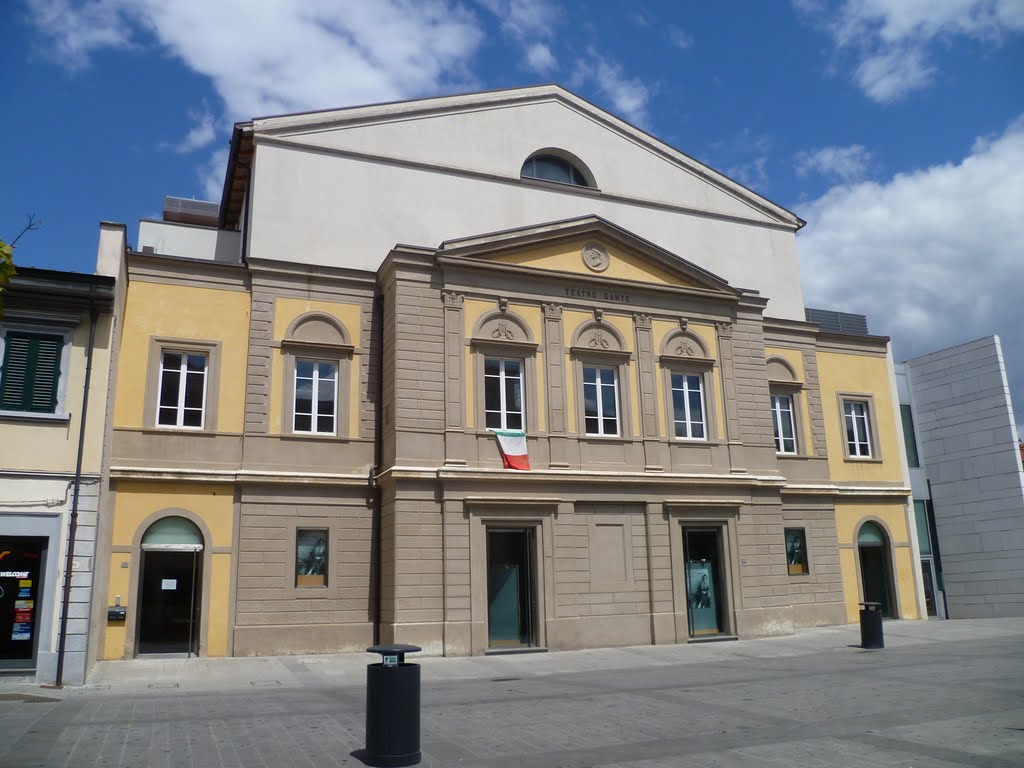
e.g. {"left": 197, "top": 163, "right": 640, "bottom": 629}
{"left": 0, "top": 264, "right": 115, "bottom": 684}
{"left": 897, "top": 336, "right": 1024, "bottom": 619}
{"left": 91, "top": 86, "right": 923, "bottom": 666}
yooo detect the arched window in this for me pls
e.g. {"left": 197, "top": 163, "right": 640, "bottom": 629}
{"left": 521, "top": 153, "right": 592, "bottom": 187}
{"left": 141, "top": 516, "right": 204, "bottom": 550}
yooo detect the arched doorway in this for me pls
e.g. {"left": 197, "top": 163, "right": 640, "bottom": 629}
{"left": 137, "top": 516, "right": 204, "bottom": 656}
{"left": 858, "top": 522, "right": 896, "bottom": 618}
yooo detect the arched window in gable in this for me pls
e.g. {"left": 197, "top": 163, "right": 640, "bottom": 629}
{"left": 520, "top": 150, "right": 595, "bottom": 188}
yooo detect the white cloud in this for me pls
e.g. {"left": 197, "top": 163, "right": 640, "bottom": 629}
{"left": 796, "top": 0, "right": 1024, "bottom": 102}
{"left": 795, "top": 144, "right": 873, "bottom": 182}
{"left": 25, "top": 0, "right": 135, "bottom": 69}
{"left": 479, "top": 0, "right": 560, "bottom": 75}
{"left": 726, "top": 157, "right": 769, "bottom": 190}
{"left": 171, "top": 107, "right": 217, "bottom": 154}
{"left": 572, "top": 51, "right": 651, "bottom": 127}
{"left": 199, "top": 147, "right": 229, "bottom": 201}
{"left": 26, "top": 0, "right": 485, "bottom": 119}
{"left": 797, "top": 114, "right": 1024, "bottom": 426}
{"left": 667, "top": 26, "right": 694, "bottom": 50}
{"left": 524, "top": 42, "right": 557, "bottom": 75}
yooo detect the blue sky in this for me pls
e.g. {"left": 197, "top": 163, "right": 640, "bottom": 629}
{"left": 4, "top": 0, "right": 1024, "bottom": 428}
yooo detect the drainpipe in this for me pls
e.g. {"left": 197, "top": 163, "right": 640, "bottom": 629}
{"left": 370, "top": 292, "right": 384, "bottom": 645}
{"left": 55, "top": 286, "right": 98, "bottom": 688}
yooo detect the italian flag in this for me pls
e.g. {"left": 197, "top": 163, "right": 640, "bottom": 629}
{"left": 493, "top": 429, "right": 531, "bottom": 471}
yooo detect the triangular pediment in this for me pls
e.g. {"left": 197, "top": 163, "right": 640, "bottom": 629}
{"left": 235, "top": 85, "right": 802, "bottom": 231}
{"left": 435, "top": 216, "right": 740, "bottom": 298}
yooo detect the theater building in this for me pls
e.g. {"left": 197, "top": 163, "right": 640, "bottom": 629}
{"left": 91, "top": 85, "right": 923, "bottom": 665}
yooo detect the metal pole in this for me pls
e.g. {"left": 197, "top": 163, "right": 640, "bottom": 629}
{"left": 55, "top": 291, "right": 98, "bottom": 687}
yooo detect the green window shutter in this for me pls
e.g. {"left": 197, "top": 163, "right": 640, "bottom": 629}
{"left": 1, "top": 332, "right": 64, "bottom": 413}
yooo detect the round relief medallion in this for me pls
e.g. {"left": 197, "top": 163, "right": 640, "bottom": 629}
{"left": 581, "top": 242, "right": 610, "bottom": 273}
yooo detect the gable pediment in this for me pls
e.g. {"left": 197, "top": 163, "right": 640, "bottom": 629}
{"left": 434, "top": 216, "right": 740, "bottom": 299}
{"left": 241, "top": 86, "right": 802, "bottom": 231}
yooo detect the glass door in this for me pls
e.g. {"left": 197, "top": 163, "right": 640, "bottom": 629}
{"left": 486, "top": 529, "right": 536, "bottom": 648}
{"left": 684, "top": 528, "right": 725, "bottom": 637}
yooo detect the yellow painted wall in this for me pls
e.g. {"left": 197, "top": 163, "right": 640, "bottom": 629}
{"left": 836, "top": 501, "right": 920, "bottom": 622}
{"left": 489, "top": 238, "right": 699, "bottom": 288}
{"left": 765, "top": 346, "right": 814, "bottom": 454}
{"left": 817, "top": 350, "right": 903, "bottom": 483}
{"left": 653, "top": 320, "right": 724, "bottom": 440}
{"left": 103, "top": 481, "right": 234, "bottom": 659}
{"left": 113, "top": 281, "right": 250, "bottom": 432}
{"left": 269, "top": 297, "right": 362, "bottom": 438}
{"left": 0, "top": 314, "right": 114, "bottom": 473}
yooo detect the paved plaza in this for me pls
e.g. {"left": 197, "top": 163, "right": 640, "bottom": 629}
{"left": 1, "top": 618, "right": 1022, "bottom": 767}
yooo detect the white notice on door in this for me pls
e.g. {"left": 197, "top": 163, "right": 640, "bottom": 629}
{"left": 161, "top": 579, "right": 177, "bottom": 590}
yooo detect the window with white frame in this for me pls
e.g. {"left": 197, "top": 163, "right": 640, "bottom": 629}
{"left": 294, "top": 359, "right": 338, "bottom": 434}
{"left": 771, "top": 394, "right": 797, "bottom": 454}
{"left": 157, "top": 350, "right": 208, "bottom": 428}
{"left": 484, "top": 358, "right": 524, "bottom": 430}
{"left": 0, "top": 331, "right": 65, "bottom": 414}
{"left": 670, "top": 372, "right": 706, "bottom": 439}
{"left": 583, "top": 365, "right": 618, "bottom": 436}
{"left": 843, "top": 399, "right": 872, "bottom": 457}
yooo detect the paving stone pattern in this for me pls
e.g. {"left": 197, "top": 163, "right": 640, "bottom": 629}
{"left": 1, "top": 619, "right": 1022, "bottom": 767}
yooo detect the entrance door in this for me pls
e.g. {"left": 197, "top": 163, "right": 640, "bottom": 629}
{"left": 138, "top": 550, "right": 202, "bottom": 655}
{"left": 684, "top": 528, "right": 726, "bottom": 637}
{"left": 857, "top": 522, "right": 895, "bottom": 618}
{"left": 486, "top": 529, "right": 536, "bottom": 648}
{"left": 137, "top": 516, "right": 204, "bottom": 656}
{"left": 0, "top": 536, "right": 47, "bottom": 670}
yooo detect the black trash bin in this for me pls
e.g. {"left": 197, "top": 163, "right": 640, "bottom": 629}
{"left": 364, "top": 644, "right": 422, "bottom": 767}
{"left": 859, "top": 601, "right": 883, "bottom": 649}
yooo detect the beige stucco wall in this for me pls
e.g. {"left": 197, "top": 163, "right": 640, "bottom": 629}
{"left": 0, "top": 313, "right": 113, "bottom": 474}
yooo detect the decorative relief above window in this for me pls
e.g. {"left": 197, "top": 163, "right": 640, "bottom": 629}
{"left": 471, "top": 308, "right": 539, "bottom": 434}
{"left": 658, "top": 326, "right": 716, "bottom": 442}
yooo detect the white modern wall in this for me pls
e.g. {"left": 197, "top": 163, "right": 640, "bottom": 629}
{"left": 138, "top": 220, "right": 240, "bottom": 262}
{"left": 906, "top": 336, "right": 1024, "bottom": 618}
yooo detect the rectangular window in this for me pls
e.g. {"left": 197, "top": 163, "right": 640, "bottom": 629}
{"left": 294, "top": 359, "right": 338, "bottom": 434}
{"left": 670, "top": 372, "right": 706, "bottom": 439}
{"left": 484, "top": 358, "right": 524, "bottom": 430}
{"left": 843, "top": 400, "right": 872, "bottom": 457}
{"left": 157, "top": 351, "right": 208, "bottom": 428}
{"left": 295, "top": 529, "right": 328, "bottom": 587}
{"left": 583, "top": 366, "right": 618, "bottom": 436}
{"left": 901, "top": 404, "right": 920, "bottom": 467}
{"left": 785, "top": 528, "right": 809, "bottom": 575}
{"left": 0, "top": 331, "right": 63, "bottom": 413}
{"left": 913, "top": 500, "right": 932, "bottom": 556}
{"left": 771, "top": 394, "right": 797, "bottom": 454}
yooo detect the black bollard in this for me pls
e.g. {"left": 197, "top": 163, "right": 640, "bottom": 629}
{"left": 364, "top": 644, "right": 423, "bottom": 767}
{"left": 859, "top": 602, "right": 884, "bottom": 649}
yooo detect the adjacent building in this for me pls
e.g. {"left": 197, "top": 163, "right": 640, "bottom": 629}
{"left": 897, "top": 336, "right": 1024, "bottom": 619}
{"left": 89, "top": 85, "right": 923, "bottom": 667}
{"left": 0, "top": 263, "right": 115, "bottom": 684}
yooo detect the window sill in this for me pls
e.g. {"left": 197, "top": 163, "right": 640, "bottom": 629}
{"left": 0, "top": 410, "right": 70, "bottom": 423}
{"left": 580, "top": 435, "right": 637, "bottom": 444}
{"left": 844, "top": 456, "right": 884, "bottom": 464}
{"left": 141, "top": 426, "right": 216, "bottom": 436}
{"left": 281, "top": 433, "right": 348, "bottom": 443}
